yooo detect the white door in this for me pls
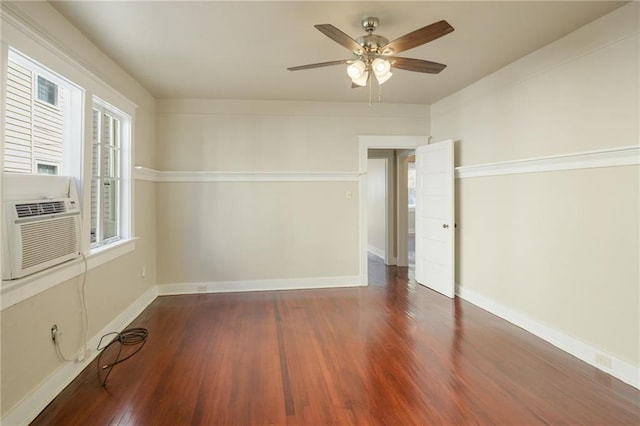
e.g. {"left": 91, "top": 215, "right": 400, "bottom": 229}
{"left": 415, "top": 140, "right": 455, "bottom": 298}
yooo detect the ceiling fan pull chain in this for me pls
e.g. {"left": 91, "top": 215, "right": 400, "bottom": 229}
{"left": 378, "top": 81, "right": 383, "bottom": 102}
{"left": 369, "top": 76, "right": 372, "bottom": 106}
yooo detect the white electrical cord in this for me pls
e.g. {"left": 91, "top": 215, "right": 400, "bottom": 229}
{"left": 53, "top": 328, "right": 74, "bottom": 362}
{"left": 53, "top": 253, "right": 89, "bottom": 362}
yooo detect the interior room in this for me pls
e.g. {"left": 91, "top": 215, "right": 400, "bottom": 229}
{"left": 1, "top": 1, "right": 638, "bottom": 424}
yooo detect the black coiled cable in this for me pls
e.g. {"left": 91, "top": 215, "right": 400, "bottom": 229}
{"left": 96, "top": 327, "right": 148, "bottom": 387}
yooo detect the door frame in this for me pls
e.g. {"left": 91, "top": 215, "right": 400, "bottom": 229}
{"left": 367, "top": 150, "right": 396, "bottom": 266}
{"left": 358, "top": 135, "right": 428, "bottom": 285}
{"left": 396, "top": 150, "right": 414, "bottom": 267}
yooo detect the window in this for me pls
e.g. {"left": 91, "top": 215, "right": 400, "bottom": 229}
{"left": 2, "top": 43, "right": 134, "bottom": 303}
{"left": 36, "top": 75, "right": 58, "bottom": 106}
{"left": 4, "top": 49, "right": 131, "bottom": 252}
{"left": 36, "top": 162, "right": 59, "bottom": 175}
{"left": 91, "top": 100, "right": 130, "bottom": 247}
{"left": 4, "top": 49, "right": 81, "bottom": 175}
{"left": 408, "top": 161, "right": 416, "bottom": 209}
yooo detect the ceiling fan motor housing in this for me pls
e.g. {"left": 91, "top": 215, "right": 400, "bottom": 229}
{"left": 356, "top": 17, "right": 389, "bottom": 56}
{"left": 361, "top": 17, "right": 379, "bottom": 32}
{"left": 356, "top": 34, "right": 389, "bottom": 55}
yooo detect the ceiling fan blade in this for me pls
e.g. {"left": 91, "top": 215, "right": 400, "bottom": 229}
{"left": 390, "top": 57, "right": 447, "bottom": 74}
{"left": 288, "top": 59, "right": 351, "bottom": 71}
{"left": 381, "top": 20, "right": 454, "bottom": 55}
{"left": 315, "top": 24, "right": 362, "bottom": 52}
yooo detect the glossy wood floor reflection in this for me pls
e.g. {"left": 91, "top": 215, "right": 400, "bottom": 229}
{"left": 33, "top": 255, "right": 640, "bottom": 425}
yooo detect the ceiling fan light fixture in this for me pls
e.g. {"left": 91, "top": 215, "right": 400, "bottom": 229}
{"left": 346, "top": 60, "right": 366, "bottom": 79}
{"left": 372, "top": 58, "right": 392, "bottom": 84}
{"left": 375, "top": 71, "right": 393, "bottom": 84}
{"left": 372, "top": 58, "right": 390, "bottom": 74}
{"left": 352, "top": 71, "right": 369, "bottom": 87}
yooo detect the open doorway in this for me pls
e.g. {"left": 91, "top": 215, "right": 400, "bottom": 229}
{"left": 365, "top": 148, "right": 415, "bottom": 277}
{"left": 358, "top": 135, "right": 427, "bottom": 286}
{"left": 407, "top": 154, "right": 416, "bottom": 269}
{"left": 360, "top": 136, "right": 456, "bottom": 297}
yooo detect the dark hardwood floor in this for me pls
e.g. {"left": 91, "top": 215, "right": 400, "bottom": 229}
{"left": 32, "top": 255, "right": 640, "bottom": 425}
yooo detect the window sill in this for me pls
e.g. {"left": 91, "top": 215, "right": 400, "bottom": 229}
{"left": 1, "top": 238, "right": 137, "bottom": 311}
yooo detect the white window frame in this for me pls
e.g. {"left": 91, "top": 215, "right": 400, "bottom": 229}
{"left": 90, "top": 97, "right": 132, "bottom": 251}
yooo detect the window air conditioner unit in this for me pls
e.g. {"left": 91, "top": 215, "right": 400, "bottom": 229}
{"left": 2, "top": 174, "right": 81, "bottom": 280}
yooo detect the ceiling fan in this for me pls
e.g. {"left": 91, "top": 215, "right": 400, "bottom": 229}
{"left": 288, "top": 17, "right": 454, "bottom": 88}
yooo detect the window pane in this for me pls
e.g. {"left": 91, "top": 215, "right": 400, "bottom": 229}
{"left": 114, "top": 148, "right": 121, "bottom": 178}
{"left": 408, "top": 163, "right": 416, "bottom": 188}
{"left": 92, "top": 143, "right": 100, "bottom": 177}
{"left": 5, "top": 53, "right": 75, "bottom": 174}
{"left": 37, "top": 75, "right": 58, "bottom": 106}
{"left": 408, "top": 162, "right": 416, "bottom": 208}
{"left": 113, "top": 119, "right": 120, "bottom": 148}
{"left": 102, "top": 179, "right": 118, "bottom": 240}
{"left": 36, "top": 163, "right": 58, "bottom": 175}
{"left": 92, "top": 109, "right": 100, "bottom": 143}
{"left": 90, "top": 178, "right": 99, "bottom": 244}
{"left": 102, "top": 146, "right": 114, "bottom": 178}
{"left": 105, "top": 115, "right": 114, "bottom": 147}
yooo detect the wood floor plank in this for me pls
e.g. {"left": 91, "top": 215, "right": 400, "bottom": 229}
{"left": 31, "top": 256, "right": 640, "bottom": 425}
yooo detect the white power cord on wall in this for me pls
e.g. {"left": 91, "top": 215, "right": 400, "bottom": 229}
{"left": 52, "top": 253, "right": 89, "bottom": 362}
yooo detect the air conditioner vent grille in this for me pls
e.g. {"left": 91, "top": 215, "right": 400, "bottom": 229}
{"left": 20, "top": 216, "right": 79, "bottom": 270}
{"left": 16, "top": 201, "right": 66, "bottom": 218}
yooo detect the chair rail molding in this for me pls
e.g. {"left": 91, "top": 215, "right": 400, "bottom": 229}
{"left": 456, "top": 145, "right": 639, "bottom": 179}
{"left": 134, "top": 167, "right": 361, "bottom": 182}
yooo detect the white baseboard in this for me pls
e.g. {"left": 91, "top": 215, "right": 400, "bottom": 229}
{"left": 158, "top": 275, "right": 362, "bottom": 296}
{"left": 367, "top": 245, "right": 385, "bottom": 260}
{"left": 2, "top": 286, "right": 158, "bottom": 426}
{"left": 457, "top": 285, "right": 639, "bottom": 389}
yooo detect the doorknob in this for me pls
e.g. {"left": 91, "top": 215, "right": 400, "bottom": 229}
{"left": 442, "top": 224, "right": 449, "bottom": 229}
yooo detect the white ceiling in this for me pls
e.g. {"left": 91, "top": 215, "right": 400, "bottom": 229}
{"left": 51, "top": 1, "right": 626, "bottom": 105}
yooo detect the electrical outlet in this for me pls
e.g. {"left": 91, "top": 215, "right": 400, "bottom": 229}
{"left": 51, "top": 324, "right": 58, "bottom": 341}
{"left": 595, "top": 353, "right": 612, "bottom": 369}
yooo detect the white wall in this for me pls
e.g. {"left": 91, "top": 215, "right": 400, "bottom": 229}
{"left": 367, "top": 158, "right": 386, "bottom": 259}
{"left": 431, "top": 3, "right": 639, "bottom": 382}
{"left": 155, "top": 100, "right": 428, "bottom": 289}
{"left": 1, "top": 1, "right": 157, "bottom": 420}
